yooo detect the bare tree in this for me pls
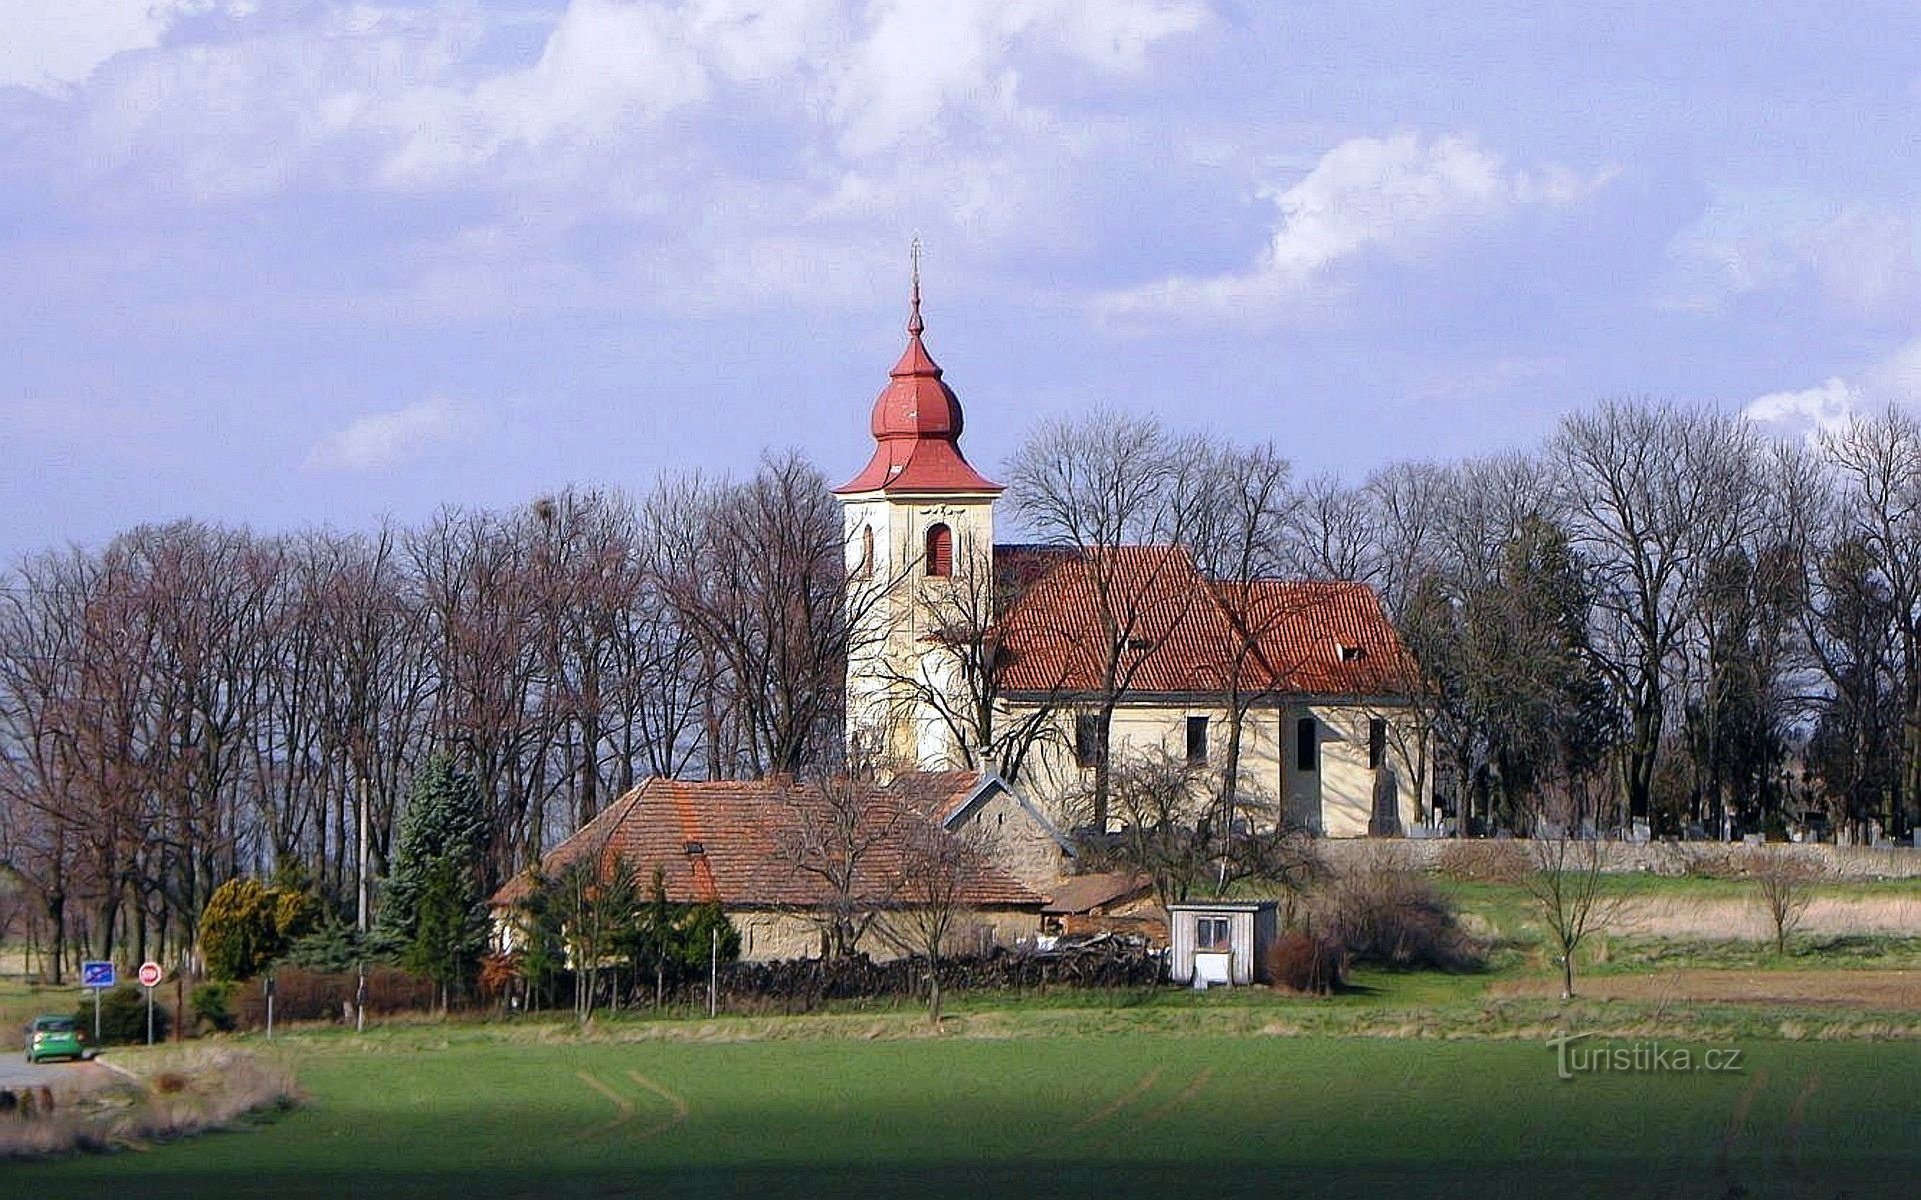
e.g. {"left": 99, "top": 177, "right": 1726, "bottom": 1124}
{"left": 1552, "top": 401, "right": 1767, "bottom": 827}
{"left": 1187, "top": 440, "right": 1297, "bottom": 840}
{"left": 1521, "top": 830, "right": 1622, "bottom": 999}
{"left": 769, "top": 772, "right": 904, "bottom": 959}
{"left": 1284, "top": 474, "right": 1375, "bottom": 585}
{"left": 1106, "top": 749, "right": 1316, "bottom": 909}
{"left": 1005, "top": 410, "right": 1212, "bottom": 830}
{"left": 1746, "top": 847, "right": 1819, "bottom": 955}
{"left": 1820, "top": 407, "right": 1921, "bottom": 840}
{"left": 877, "top": 816, "right": 987, "bottom": 1022}
{"left": 655, "top": 453, "right": 863, "bottom": 778}
{"left": 868, "top": 525, "right": 1065, "bottom": 780}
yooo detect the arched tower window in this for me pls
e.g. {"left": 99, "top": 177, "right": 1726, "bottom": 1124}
{"left": 856, "top": 526, "right": 874, "bottom": 579}
{"left": 924, "top": 523, "right": 953, "bottom": 577}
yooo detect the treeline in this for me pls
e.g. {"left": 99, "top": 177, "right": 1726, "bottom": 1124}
{"left": 0, "top": 453, "right": 853, "bottom": 978}
{"left": 1287, "top": 401, "right": 1921, "bottom": 844}
{"left": 3, "top": 397, "right": 1921, "bottom": 977}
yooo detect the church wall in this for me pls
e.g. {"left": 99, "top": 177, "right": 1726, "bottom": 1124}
{"left": 840, "top": 491, "right": 996, "bottom": 769}
{"left": 999, "top": 697, "right": 1427, "bottom": 839}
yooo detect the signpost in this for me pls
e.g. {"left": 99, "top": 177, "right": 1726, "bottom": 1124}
{"left": 81, "top": 960, "right": 115, "bottom": 1043}
{"left": 138, "top": 961, "right": 164, "bottom": 1045}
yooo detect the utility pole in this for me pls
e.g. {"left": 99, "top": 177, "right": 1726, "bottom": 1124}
{"left": 356, "top": 774, "right": 369, "bottom": 1035}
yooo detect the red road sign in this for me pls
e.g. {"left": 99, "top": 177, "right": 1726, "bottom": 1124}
{"left": 137, "top": 961, "right": 163, "bottom": 988}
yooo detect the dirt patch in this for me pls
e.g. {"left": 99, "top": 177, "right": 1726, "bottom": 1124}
{"left": 1490, "top": 968, "right": 1921, "bottom": 1010}
{"left": 1612, "top": 894, "right": 1921, "bottom": 939}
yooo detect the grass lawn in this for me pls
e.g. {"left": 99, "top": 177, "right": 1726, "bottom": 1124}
{"left": 9, "top": 1022, "right": 1920, "bottom": 1199}
{"left": 8, "top": 871, "right": 1920, "bottom": 1198}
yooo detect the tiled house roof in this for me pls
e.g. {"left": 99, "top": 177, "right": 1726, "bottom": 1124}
{"left": 490, "top": 773, "right": 1042, "bottom": 911}
{"left": 991, "top": 544, "right": 1420, "bottom": 698}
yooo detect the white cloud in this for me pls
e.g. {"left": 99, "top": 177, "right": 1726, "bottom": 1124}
{"left": 1, "top": 0, "right": 187, "bottom": 92}
{"left": 829, "top": 0, "right": 1203, "bottom": 154}
{"left": 1744, "top": 337, "right": 1921, "bottom": 444}
{"left": 1866, "top": 335, "right": 1921, "bottom": 403}
{"left": 307, "top": 397, "right": 472, "bottom": 470}
{"left": 1099, "top": 133, "right": 1613, "bottom": 322}
{"left": 1663, "top": 200, "right": 1920, "bottom": 320}
{"left": 1742, "top": 378, "right": 1862, "bottom": 444}
{"left": 2, "top": 0, "right": 1205, "bottom": 327}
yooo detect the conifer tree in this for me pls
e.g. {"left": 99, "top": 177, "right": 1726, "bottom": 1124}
{"left": 379, "top": 755, "right": 487, "bottom": 1000}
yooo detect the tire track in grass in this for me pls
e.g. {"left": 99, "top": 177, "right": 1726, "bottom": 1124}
{"left": 1047, "top": 1068, "right": 1162, "bottom": 1144}
{"left": 625, "top": 1071, "right": 691, "bottom": 1142}
{"left": 576, "top": 1071, "right": 635, "bottom": 1139}
{"left": 1781, "top": 1073, "right": 1821, "bottom": 1168}
{"left": 1715, "top": 1067, "right": 1769, "bottom": 1178}
{"left": 1137, "top": 1068, "right": 1213, "bottom": 1125}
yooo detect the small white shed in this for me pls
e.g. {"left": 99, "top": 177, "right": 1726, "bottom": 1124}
{"left": 1165, "top": 900, "right": 1278, "bottom": 987}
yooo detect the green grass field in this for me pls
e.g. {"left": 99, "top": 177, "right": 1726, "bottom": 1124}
{"left": 10, "top": 1024, "right": 1920, "bottom": 1199}
{"left": 8, "top": 872, "right": 1920, "bottom": 1198}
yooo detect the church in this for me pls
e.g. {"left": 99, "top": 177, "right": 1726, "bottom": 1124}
{"left": 492, "top": 278, "right": 1432, "bottom": 964}
{"left": 835, "top": 279, "right": 1430, "bottom": 840}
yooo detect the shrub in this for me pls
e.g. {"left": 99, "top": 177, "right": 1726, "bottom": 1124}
{"left": 1315, "top": 848, "right": 1486, "bottom": 972}
{"left": 1265, "top": 930, "right": 1344, "bottom": 994}
{"left": 231, "top": 965, "right": 436, "bottom": 1027}
{"left": 199, "top": 876, "right": 318, "bottom": 981}
{"left": 75, "top": 985, "right": 170, "bottom": 1045}
{"left": 190, "top": 982, "right": 238, "bottom": 1033}
{"left": 280, "top": 922, "right": 368, "bottom": 973}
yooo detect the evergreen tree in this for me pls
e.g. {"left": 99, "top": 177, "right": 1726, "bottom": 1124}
{"left": 379, "top": 755, "right": 488, "bottom": 1000}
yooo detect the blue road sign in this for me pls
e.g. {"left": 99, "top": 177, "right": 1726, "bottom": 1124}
{"left": 81, "top": 960, "right": 115, "bottom": 989}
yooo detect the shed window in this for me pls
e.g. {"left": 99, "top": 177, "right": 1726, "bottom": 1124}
{"left": 1196, "top": 916, "right": 1232, "bottom": 951}
{"left": 1074, "top": 712, "right": 1104, "bottom": 768}
{"left": 1368, "top": 717, "right": 1387, "bottom": 769}
{"left": 1296, "top": 717, "right": 1318, "bottom": 772}
{"left": 924, "top": 523, "right": 953, "bottom": 577}
{"left": 1185, "top": 716, "right": 1209, "bottom": 766}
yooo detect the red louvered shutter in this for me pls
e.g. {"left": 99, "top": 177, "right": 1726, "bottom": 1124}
{"left": 925, "top": 524, "right": 953, "bottom": 577}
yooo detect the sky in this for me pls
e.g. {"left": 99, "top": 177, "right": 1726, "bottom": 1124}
{"left": 2, "top": 1, "right": 1919, "bottom": 560}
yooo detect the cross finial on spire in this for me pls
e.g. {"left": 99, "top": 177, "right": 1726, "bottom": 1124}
{"left": 908, "top": 236, "right": 924, "bottom": 336}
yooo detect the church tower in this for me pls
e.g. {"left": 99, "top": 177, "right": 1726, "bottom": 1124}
{"left": 836, "top": 259, "right": 1001, "bottom": 770}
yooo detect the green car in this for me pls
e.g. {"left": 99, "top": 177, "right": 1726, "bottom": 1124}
{"left": 25, "top": 1015, "right": 84, "bottom": 1064}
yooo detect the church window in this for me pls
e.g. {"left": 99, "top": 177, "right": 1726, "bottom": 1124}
{"left": 1074, "top": 713, "right": 1104, "bottom": 768}
{"left": 925, "top": 523, "right": 953, "bottom": 577}
{"left": 1186, "top": 716, "right": 1209, "bottom": 766}
{"left": 1296, "top": 716, "right": 1318, "bottom": 772}
{"left": 1368, "top": 717, "right": 1387, "bottom": 769}
{"left": 856, "top": 526, "right": 874, "bottom": 579}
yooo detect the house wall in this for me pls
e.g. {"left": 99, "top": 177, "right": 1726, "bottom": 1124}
{"left": 735, "top": 906, "right": 1041, "bottom": 963}
{"left": 731, "top": 912, "right": 829, "bottom": 962}
{"left": 1002, "top": 698, "right": 1428, "bottom": 838}
{"left": 948, "top": 786, "right": 1072, "bottom": 892}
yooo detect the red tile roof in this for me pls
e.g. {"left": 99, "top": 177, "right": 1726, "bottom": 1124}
{"left": 878, "top": 769, "right": 983, "bottom": 825}
{"left": 835, "top": 297, "right": 1001, "bottom": 496}
{"left": 490, "top": 774, "right": 1041, "bottom": 911}
{"left": 1041, "top": 872, "right": 1155, "bottom": 915}
{"left": 992, "top": 545, "right": 1420, "bottom": 698}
